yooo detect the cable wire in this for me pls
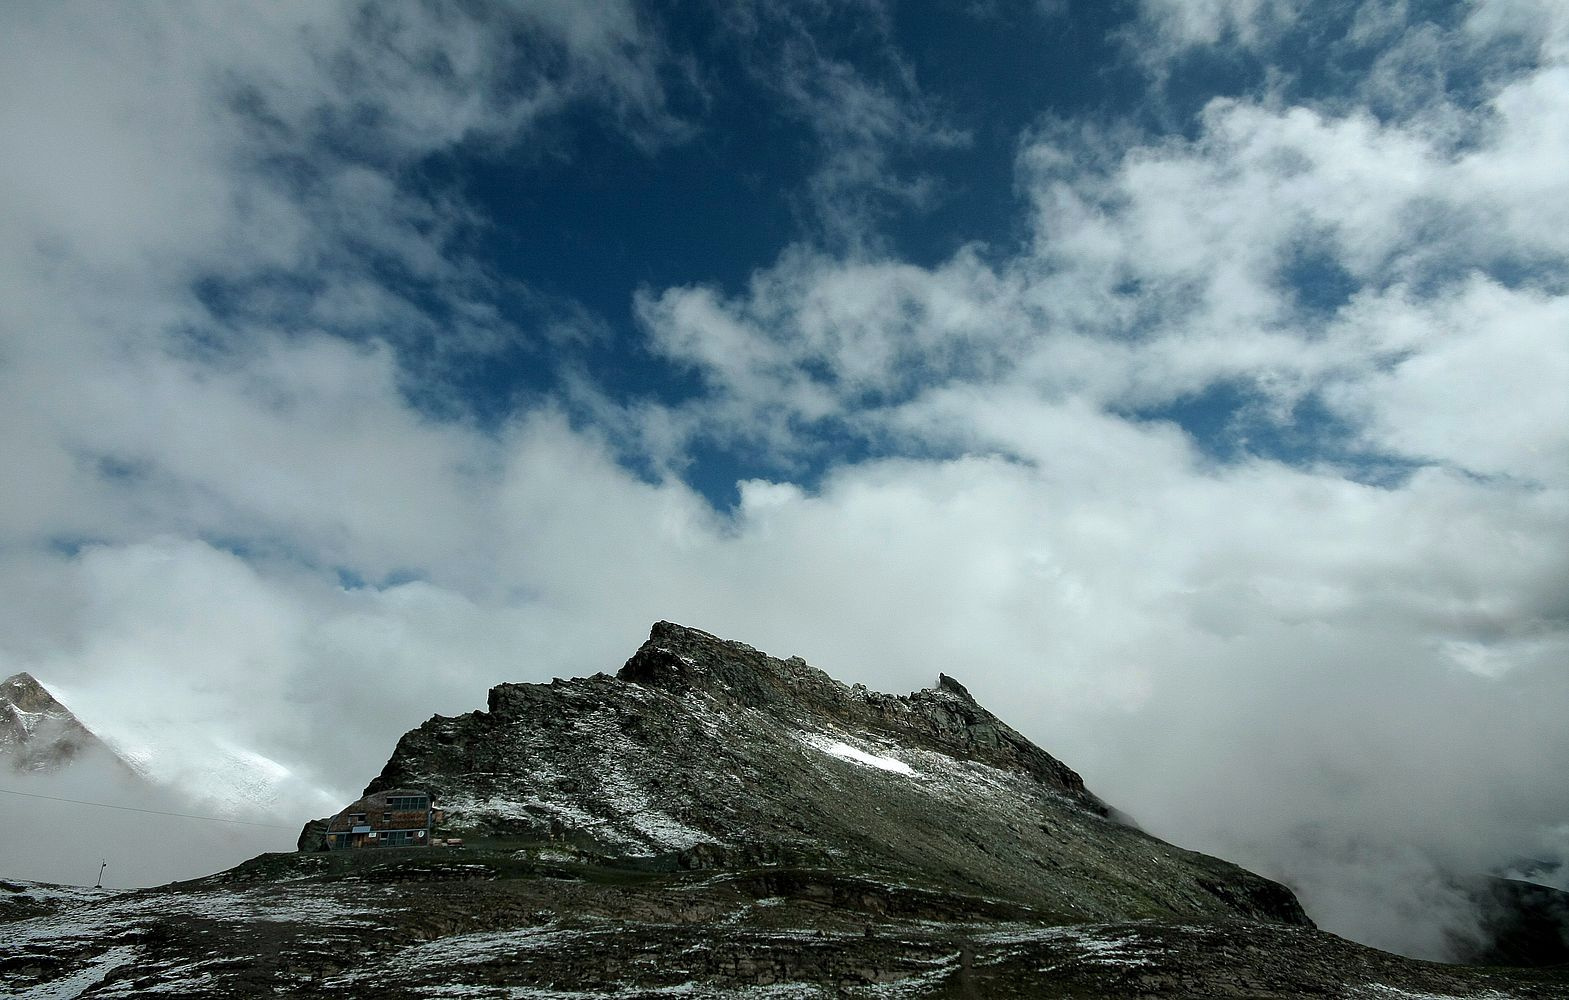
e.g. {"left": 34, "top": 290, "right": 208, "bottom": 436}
{"left": 0, "top": 786, "right": 298, "bottom": 830}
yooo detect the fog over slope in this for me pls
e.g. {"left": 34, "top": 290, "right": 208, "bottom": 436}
{"left": 5, "top": 760, "right": 294, "bottom": 889}
{"left": 1, "top": 0, "right": 1566, "bottom": 962}
{"left": 2, "top": 672, "right": 300, "bottom": 886}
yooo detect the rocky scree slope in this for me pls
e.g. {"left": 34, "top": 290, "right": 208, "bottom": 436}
{"left": 7, "top": 864, "right": 1568, "bottom": 1000}
{"left": 322, "top": 621, "right": 1306, "bottom": 926}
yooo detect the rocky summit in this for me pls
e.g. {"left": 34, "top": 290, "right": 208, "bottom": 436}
{"left": 324, "top": 620, "right": 1307, "bottom": 927}
{"left": 0, "top": 671, "right": 124, "bottom": 774}
{"left": 4, "top": 623, "right": 1567, "bottom": 998}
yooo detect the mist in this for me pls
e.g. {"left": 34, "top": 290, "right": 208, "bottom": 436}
{"left": 2, "top": 754, "right": 295, "bottom": 889}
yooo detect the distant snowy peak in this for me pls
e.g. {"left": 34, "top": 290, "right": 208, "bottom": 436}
{"left": 0, "top": 671, "right": 129, "bottom": 774}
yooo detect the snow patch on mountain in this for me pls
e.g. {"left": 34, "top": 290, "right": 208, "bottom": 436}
{"left": 360, "top": 925, "right": 592, "bottom": 973}
{"left": 1354, "top": 985, "right": 1515, "bottom": 1000}
{"left": 798, "top": 733, "right": 917, "bottom": 776}
{"left": 8, "top": 944, "right": 136, "bottom": 1000}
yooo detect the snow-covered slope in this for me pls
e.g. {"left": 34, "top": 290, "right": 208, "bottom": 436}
{"left": 99, "top": 722, "right": 341, "bottom": 820}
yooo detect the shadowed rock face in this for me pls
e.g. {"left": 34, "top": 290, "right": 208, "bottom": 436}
{"left": 341, "top": 621, "right": 1308, "bottom": 927}
{"left": 1455, "top": 877, "right": 1569, "bottom": 967}
{"left": 0, "top": 672, "right": 121, "bottom": 774}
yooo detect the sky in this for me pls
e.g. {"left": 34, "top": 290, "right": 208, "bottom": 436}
{"left": 1, "top": 0, "right": 1566, "bottom": 961}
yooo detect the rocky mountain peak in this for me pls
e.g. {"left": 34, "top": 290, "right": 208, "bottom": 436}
{"left": 328, "top": 621, "right": 1311, "bottom": 929}
{"left": 0, "top": 671, "right": 119, "bottom": 773}
{"left": 935, "top": 672, "right": 976, "bottom": 701}
{"left": 606, "top": 622, "right": 1088, "bottom": 800}
{"left": 3, "top": 671, "right": 57, "bottom": 713}
{"left": 613, "top": 620, "right": 850, "bottom": 710}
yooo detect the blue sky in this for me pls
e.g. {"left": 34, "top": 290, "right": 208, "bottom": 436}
{"left": 2, "top": 0, "right": 1568, "bottom": 960}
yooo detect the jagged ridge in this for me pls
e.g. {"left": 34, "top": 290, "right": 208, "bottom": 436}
{"left": 614, "top": 622, "right": 1103, "bottom": 808}
{"left": 324, "top": 622, "right": 1309, "bottom": 927}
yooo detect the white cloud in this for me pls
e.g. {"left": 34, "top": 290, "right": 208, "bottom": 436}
{"left": 0, "top": 0, "right": 684, "bottom": 847}
{"left": 1123, "top": 0, "right": 1308, "bottom": 80}
{"left": 717, "top": 1, "right": 970, "bottom": 250}
{"left": 1325, "top": 279, "right": 1569, "bottom": 485}
{"left": 631, "top": 36, "right": 1569, "bottom": 485}
{"left": 4, "top": 754, "right": 292, "bottom": 887}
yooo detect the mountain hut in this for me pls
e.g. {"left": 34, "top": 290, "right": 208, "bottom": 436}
{"left": 324, "top": 788, "right": 443, "bottom": 849}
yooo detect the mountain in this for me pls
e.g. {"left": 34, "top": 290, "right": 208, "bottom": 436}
{"left": 4, "top": 623, "right": 1567, "bottom": 998}
{"left": 1456, "top": 876, "right": 1569, "bottom": 967}
{"left": 318, "top": 620, "right": 1307, "bottom": 926}
{"left": 0, "top": 672, "right": 126, "bottom": 774}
